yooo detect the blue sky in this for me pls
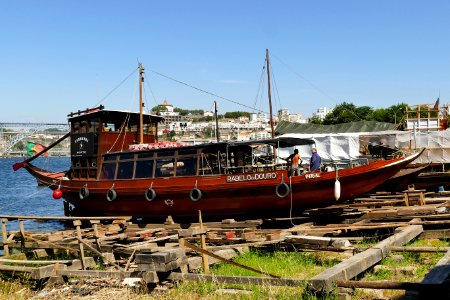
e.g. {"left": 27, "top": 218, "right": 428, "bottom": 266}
{"left": 1, "top": 1, "right": 449, "bottom": 123}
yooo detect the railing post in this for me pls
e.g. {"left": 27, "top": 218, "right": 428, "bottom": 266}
{"left": 1, "top": 218, "right": 9, "bottom": 256}
{"left": 19, "top": 219, "right": 25, "bottom": 248}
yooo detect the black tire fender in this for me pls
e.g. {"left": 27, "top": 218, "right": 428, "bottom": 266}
{"left": 107, "top": 188, "right": 117, "bottom": 202}
{"left": 275, "top": 182, "right": 290, "bottom": 198}
{"left": 189, "top": 188, "right": 202, "bottom": 202}
{"left": 145, "top": 188, "right": 156, "bottom": 201}
{"left": 79, "top": 186, "right": 89, "bottom": 199}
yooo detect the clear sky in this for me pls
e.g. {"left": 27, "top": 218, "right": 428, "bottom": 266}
{"left": 1, "top": 1, "right": 449, "bottom": 123}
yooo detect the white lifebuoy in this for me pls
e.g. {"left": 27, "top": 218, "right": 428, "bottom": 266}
{"left": 107, "top": 188, "right": 117, "bottom": 201}
{"left": 334, "top": 179, "right": 341, "bottom": 200}
{"left": 79, "top": 186, "right": 89, "bottom": 199}
{"left": 189, "top": 188, "right": 202, "bottom": 202}
{"left": 145, "top": 188, "right": 156, "bottom": 201}
{"left": 275, "top": 182, "right": 290, "bottom": 198}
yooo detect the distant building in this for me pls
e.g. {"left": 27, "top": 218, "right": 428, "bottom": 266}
{"left": 277, "top": 108, "right": 290, "bottom": 122}
{"left": 312, "top": 107, "right": 331, "bottom": 120}
{"left": 203, "top": 111, "right": 214, "bottom": 117}
{"left": 250, "top": 112, "right": 267, "bottom": 123}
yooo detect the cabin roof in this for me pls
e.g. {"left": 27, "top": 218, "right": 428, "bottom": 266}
{"left": 103, "top": 136, "right": 314, "bottom": 156}
{"left": 67, "top": 108, "right": 164, "bottom": 124}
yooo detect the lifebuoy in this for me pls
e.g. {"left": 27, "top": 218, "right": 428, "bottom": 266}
{"left": 107, "top": 188, "right": 117, "bottom": 201}
{"left": 79, "top": 186, "right": 89, "bottom": 199}
{"left": 275, "top": 182, "right": 290, "bottom": 198}
{"left": 145, "top": 188, "right": 156, "bottom": 201}
{"left": 189, "top": 188, "right": 202, "bottom": 202}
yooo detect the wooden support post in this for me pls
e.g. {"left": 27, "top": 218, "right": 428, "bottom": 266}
{"left": 19, "top": 219, "right": 25, "bottom": 248}
{"left": 89, "top": 220, "right": 101, "bottom": 251}
{"left": 178, "top": 237, "right": 188, "bottom": 273}
{"left": 1, "top": 218, "right": 9, "bottom": 256}
{"left": 199, "top": 210, "right": 209, "bottom": 274}
{"left": 73, "top": 220, "right": 85, "bottom": 270}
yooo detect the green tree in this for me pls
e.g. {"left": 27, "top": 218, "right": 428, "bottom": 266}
{"left": 224, "top": 111, "right": 250, "bottom": 119}
{"left": 151, "top": 105, "right": 167, "bottom": 112}
{"left": 323, "top": 102, "right": 370, "bottom": 125}
{"left": 309, "top": 115, "right": 323, "bottom": 124}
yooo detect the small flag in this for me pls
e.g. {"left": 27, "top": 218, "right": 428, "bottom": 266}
{"left": 26, "top": 142, "right": 48, "bottom": 156}
{"left": 433, "top": 97, "right": 440, "bottom": 110}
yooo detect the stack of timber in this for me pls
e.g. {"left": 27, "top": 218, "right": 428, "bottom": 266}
{"left": 2, "top": 190, "right": 450, "bottom": 297}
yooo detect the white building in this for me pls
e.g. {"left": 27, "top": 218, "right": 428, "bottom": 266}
{"left": 312, "top": 107, "right": 331, "bottom": 120}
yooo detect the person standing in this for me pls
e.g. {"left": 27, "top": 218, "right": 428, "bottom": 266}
{"left": 286, "top": 149, "right": 302, "bottom": 176}
{"left": 310, "top": 148, "right": 321, "bottom": 172}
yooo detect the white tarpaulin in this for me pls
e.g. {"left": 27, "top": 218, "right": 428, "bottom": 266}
{"left": 277, "top": 130, "right": 450, "bottom": 165}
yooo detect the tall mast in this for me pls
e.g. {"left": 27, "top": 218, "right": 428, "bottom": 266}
{"left": 139, "top": 64, "right": 144, "bottom": 144}
{"left": 214, "top": 101, "right": 220, "bottom": 142}
{"left": 266, "top": 49, "right": 275, "bottom": 138}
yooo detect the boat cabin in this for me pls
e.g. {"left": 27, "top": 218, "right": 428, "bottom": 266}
{"left": 67, "top": 106, "right": 163, "bottom": 180}
{"left": 97, "top": 137, "right": 312, "bottom": 181}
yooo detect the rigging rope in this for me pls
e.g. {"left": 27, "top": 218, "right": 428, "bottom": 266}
{"left": 149, "top": 69, "right": 269, "bottom": 114}
{"left": 271, "top": 52, "right": 336, "bottom": 103}
{"left": 93, "top": 67, "right": 139, "bottom": 107}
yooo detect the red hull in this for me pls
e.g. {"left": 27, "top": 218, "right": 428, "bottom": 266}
{"left": 24, "top": 151, "right": 422, "bottom": 221}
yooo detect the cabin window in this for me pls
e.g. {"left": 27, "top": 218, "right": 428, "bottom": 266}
{"left": 155, "top": 158, "right": 174, "bottom": 177}
{"left": 178, "top": 149, "right": 197, "bottom": 155}
{"left": 101, "top": 162, "right": 116, "bottom": 180}
{"left": 135, "top": 160, "right": 154, "bottom": 178}
{"left": 176, "top": 157, "right": 197, "bottom": 176}
{"left": 137, "top": 152, "right": 154, "bottom": 159}
{"left": 117, "top": 161, "right": 134, "bottom": 179}
{"left": 157, "top": 151, "right": 175, "bottom": 157}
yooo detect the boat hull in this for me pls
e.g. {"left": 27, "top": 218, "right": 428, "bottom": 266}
{"left": 24, "top": 151, "right": 422, "bottom": 221}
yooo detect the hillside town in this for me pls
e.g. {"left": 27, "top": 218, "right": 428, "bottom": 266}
{"left": 152, "top": 99, "right": 331, "bottom": 143}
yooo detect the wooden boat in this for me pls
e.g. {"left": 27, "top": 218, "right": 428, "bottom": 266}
{"left": 13, "top": 63, "right": 423, "bottom": 221}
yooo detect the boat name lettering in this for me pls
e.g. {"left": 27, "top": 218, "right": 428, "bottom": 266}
{"left": 74, "top": 137, "right": 89, "bottom": 143}
{"left": 226, "top": 172, "right": 277, "bottom": 182}
{"left": 305, "top": 173, "right": 321, "bottom": 179}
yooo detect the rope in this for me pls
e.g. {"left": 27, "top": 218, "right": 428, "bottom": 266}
{"left": 149, "top": 69, "right": 269, "bottom": 114}
{"left": 107, "top": 113, "right": 130, "bottom": 153}
{"left": 289, "top": 176, "right": 295, "bottom": 226}
{"left": 93, "top": 67, "right": 138, "bottom": 107}
{"left": 0, "top": 181, "right": 59, "bottom": 211}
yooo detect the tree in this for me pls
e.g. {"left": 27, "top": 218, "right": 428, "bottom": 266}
{"left": 224, "top": 111, "right": 250, "bottom": 119}
{"left": 309, "top": 115, "right": 323, "bottom": 124}
{"left": 151, "top": 105, "right": 167, "bottom": 112}
{"left": 323, "top": 102, "right": 369, "bottom": 125}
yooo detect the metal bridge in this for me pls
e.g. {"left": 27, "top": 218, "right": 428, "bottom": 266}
{"left": 0, "top": 122, "right": 69, "bottom": 156}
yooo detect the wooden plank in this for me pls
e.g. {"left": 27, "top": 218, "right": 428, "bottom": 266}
{"left": 0, "top": 215, "right": 131, "bottom": 221}
{"left": 168, "top": 272, "right": 305, "bottom": 286}
{"left": 135, "top": 248, "right": 185, "bottom": 264}
{"left": 309, "top": 225, "right": 423, "bottom": 292}
{"left": 56, "top": 269, "right": 159, "bottom": 283}
{"left": 2, "top": 218, "right": 9, "bottom": 256}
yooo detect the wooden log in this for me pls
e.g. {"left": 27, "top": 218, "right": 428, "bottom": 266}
{"left": 74, "top": 220, "right": 85, "bottom": 270}
{"left": 285, "top": 235, "right": 351, "bottom": 249}
{"left": 56, "top": 269, "right": 159, "bottom": 283}
{"left": 168, "top": 272, "right": 304, "bottom": 286}
{"left": 309, "top": 224, "right": 423, "bottom": 292}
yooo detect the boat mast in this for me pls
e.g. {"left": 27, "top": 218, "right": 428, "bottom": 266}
{"left": 266, "top": 49, "right": 277, "bottom": 161}
{"left": 266, "top": 49, "right": 275, "bottom": 139}
{"left": 214, "top": 101, "right": 220, "bottom": 142}
{"left": 139, "top": 64, "right": 144, "bottom": 144}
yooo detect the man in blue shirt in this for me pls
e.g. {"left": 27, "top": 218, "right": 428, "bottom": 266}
{"left": 310, "top": 148, "right": 321, "bottom": 172}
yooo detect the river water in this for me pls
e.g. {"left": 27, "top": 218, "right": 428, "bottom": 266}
{"left": 0, "top": 157, "right": 70, "bottom": 234}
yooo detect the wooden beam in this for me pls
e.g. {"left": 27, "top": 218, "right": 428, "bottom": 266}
{"left": 168, "top": 272, "right": 304, "bottom": 287}
{"left": 309, "top": 225, "right": 423, "bottom": 292}
{"left": 56, "top": 269, "right": 159, "bottom": 283}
